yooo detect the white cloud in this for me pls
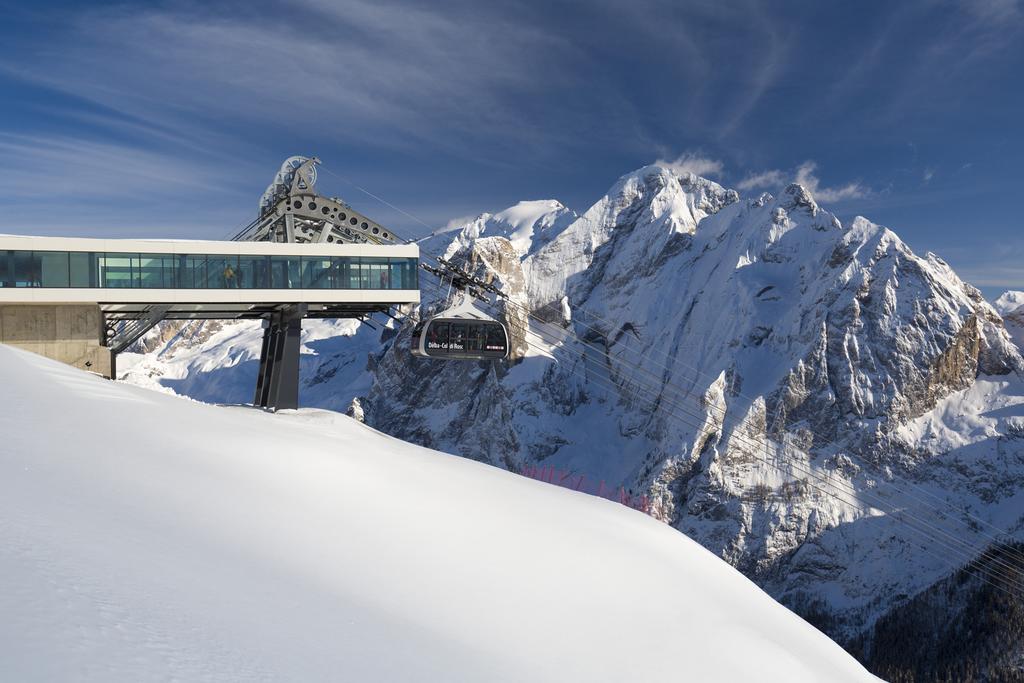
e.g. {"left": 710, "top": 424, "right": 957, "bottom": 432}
{"left": 736, "top": 169, "right": 787, "bottom": 191}
{"left": 923, "top": 167, "right": 935, "bottom": 183}
{"left": 794, "top": 161, "right": 867, "bottom": 202}
{"left": 733, "top": 161, "right": 867, "bottom": 203}
{"left": 655, "top": 152, "right": 724, "bottom": 178}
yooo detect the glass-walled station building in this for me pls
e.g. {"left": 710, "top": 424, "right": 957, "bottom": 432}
{"left": 0, "top": 235, "right": 421, "bottom": 385}
{"left": 0, "top": 240, "right": 418, "bottom": 293}
{"left": 0, "top": 235, "right": 420, "bottom": 304}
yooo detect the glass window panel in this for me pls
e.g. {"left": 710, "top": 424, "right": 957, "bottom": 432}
{"left": 238, "top": 255, "right": 268, "bottom": 289}
{"left": 354, "top": 258, "right": 369, "bottom": 289}
{"left": 486, "top": 323, "right": 506, "bottom": 349}
{"left": 69, "top": 252, "right": 94, "bottom": 287}
{"left": 426, "top": 321, "right": 449, "bottom": 351}
{"left": 270, "top": 257, "right": 286, "bottom": 288}
{"left": 132, "top": 255, "right": 142, "bottom": 287}
{"left": 138, "top": 253, "right": 171, "bottom": 288}
{"left": 387, "top": 259, "right": 404, "bottom": 289}
{"left": 101, "top": 253, "right": 134, "bottom": 288}
{"left": 331, "top": 257, "right": 349, "bottom": 288}
{"left": 13, "top": 251, "right": 41, "bottom": 287}
{"left": 176, "top": 255, "right": 206, "bottom": 288}
{"left": 449, "top": 322, "right": 467, "bottom": 351}
{"left": 206, "top": 256, "right": 224, "bottom": 288}
{"left": 346, "top": 258, "right": 367, "bottom": 289}
{"left": 270, "top": 256, "right": 301, "bottom": 288}
{"left": 302, "top": 256, "right": 334, "bottom": 289}
{"left": 165, "top": 254, "right": 178, "bottom": 287}
{"left": 402, "top": 259, "right": 418, "bottom": 289}
{"left": 206, "top": 256, "right": 239, "bottom": 289}
{"left": 326, "top": 258, "right": 341, "bottom": 288}
{"left": 39, "top": 251, "right": 69, "bottom": 287}
{"left": 360, "top": 257, "right": 388, "bottom": 289}
{"left": 0, "top": 251, "right": 9, "bottom": 288}
{"left": 467, "top": 322, "right": 485, "bottom": 351}
{"left": 392, "top": 259, "right": 406, "bottom": 289}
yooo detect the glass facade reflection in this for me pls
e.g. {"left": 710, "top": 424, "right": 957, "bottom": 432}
{"left": 0, "top": 251, "right": 419, "bottom": 290}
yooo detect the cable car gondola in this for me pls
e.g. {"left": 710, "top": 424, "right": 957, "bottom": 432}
{"left": 411, "top": 301, "right": 509, "bottom": 360}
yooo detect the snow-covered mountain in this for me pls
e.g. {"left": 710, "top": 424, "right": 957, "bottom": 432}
{"left": 424, "top": 199, "right": 578, "bottom": 259}
{"left": 995, "top": 290, "right": 1024, "bottom": 349}
{"left": 994, "top": 290, "right": 1024, "bottom": 316}
{"left": 0, "top": 344, "right": 877, "bottom": 682}
{"left": 121, "top": 164, "right": 1024, "bottom": 679}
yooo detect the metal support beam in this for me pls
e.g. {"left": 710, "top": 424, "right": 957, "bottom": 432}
{"left": 106, "top": 304, "right": 171, "bottom": 354}
{"left": 253, "top": 304, "right": 307, "bottom": 410}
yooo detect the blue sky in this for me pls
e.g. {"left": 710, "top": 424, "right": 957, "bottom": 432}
{"left": 1, "top": 0, "right": 1021, "bottom": 297}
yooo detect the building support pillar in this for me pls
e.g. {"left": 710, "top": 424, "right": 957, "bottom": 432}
{"left": 253, "top": 304, "right": 306, "bottom": 410}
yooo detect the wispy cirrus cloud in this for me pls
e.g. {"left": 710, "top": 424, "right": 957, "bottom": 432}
{"left": 821, "top": 1, "right": 1024, "bottom": 128}
{"left": 0, "top": 132, "right": 257, "bottom": 238}
{"left": 715, "top": 4, "right": 791, "bottom": 138}
{"left": 0, "top": 0, "right": 583, "bottom": 159}
{"left": 0, "top": 133, "right": 233, "bottom": 198}
{"left": 958, "top": 0, "right": 1022, "bottom": 23}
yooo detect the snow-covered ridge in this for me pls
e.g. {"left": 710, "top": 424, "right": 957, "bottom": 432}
{"left": 0, "top": 345, "right": 875, "bottom": 682}
{"left": 420, "top": 199, "right": 577, "bottom": 260}
{"left": 525, "top": 165, "right": 738, "bottom": 308}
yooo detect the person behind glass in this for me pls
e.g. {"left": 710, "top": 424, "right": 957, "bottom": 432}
{"left": 223, "top": 263, "right": 237, "bottom": 288}
{"left": 379, "top": 269, "right": 389, "bottom": 289}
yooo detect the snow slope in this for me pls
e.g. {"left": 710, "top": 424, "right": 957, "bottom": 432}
{"left": 0, "top": 345, "right": 875, "bottom": 682}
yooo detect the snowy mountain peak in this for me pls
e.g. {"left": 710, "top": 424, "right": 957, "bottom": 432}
{"left": 996, "top": 291, "right": 1024, "bottom": 349}
{"left": 490, "top": 199, "right": 577, "bottom": 257}
{"left": 421, "top": 199, "right": 576, "bottom": 260}
{"left": 782, "top": 183, "right": 819, "bottom": 215}
{"left": 995, "top": 290, "right": 1024, "bottom": 316}
{"left": 624, "top": 163, "right": 740, "bottom": 217}
{"left": 522, "top": 164, "right": 741, "bottom": 308}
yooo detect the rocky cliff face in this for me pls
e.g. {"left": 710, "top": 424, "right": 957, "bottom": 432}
{"left": 121, "top": 164, "right": 1024, "bottom": 675}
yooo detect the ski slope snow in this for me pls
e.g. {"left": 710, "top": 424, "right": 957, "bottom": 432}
{"left": 0, "top": 344, "right": 876, "bottom": 682}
